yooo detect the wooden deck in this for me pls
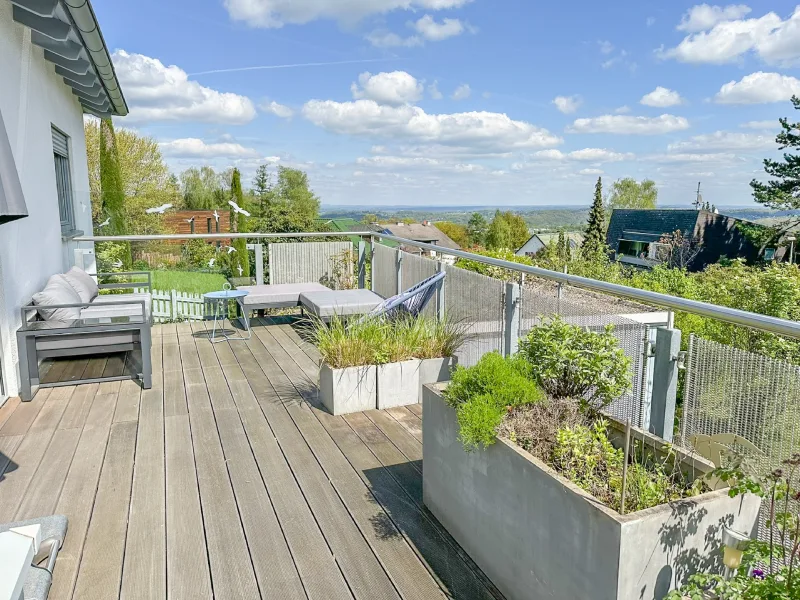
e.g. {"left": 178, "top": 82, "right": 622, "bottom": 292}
{"left": 0, "top": 319, "right": 502, "bottom": 600}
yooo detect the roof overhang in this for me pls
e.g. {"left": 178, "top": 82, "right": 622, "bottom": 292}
{"left": 10, "top": 0, "right": 128, "bottom": 117}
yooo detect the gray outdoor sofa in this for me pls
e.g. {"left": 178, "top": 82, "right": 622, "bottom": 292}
{"left": 16, "top": 267, "right": 153, "bottom": 401}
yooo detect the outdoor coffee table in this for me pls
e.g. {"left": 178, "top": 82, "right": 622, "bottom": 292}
{"left": 204, "top": 285, "right": 251, "bottom": 343}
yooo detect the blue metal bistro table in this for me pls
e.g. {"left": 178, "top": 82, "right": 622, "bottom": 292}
{"left": 204, "top": 285, "right": 251, "bottom": 343}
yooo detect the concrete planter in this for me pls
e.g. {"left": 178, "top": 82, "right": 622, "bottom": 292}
{"left": 319, "top": 363, "right": 376, "bottom": 415}
{"left": 418, "top": 356, "right": 457, "bottom": 403}
{"left": 377, "top": 359, "right": 421, "bottom": 409}
{"left": 422, "top": 384, "right": 762, "bottom": 600}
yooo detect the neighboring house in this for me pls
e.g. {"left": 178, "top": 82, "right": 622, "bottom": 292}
{"left": 606, "top": 209, "right": 783, "bottom": 271}
{"left": 318, "top": 217, "right": 391, "bottom": 247}
{"left": 377, "top": 221, "right": 461, "bottom": 263}
{"left": 0, "top": 0, "right": 126, "bottom": 400}
{"left": 516, "top": 232, "right": 584, "bottom": 258}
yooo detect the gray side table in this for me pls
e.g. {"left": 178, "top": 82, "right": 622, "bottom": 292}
{"left": 204, "top": 285, "right": 251, "bottom": 343}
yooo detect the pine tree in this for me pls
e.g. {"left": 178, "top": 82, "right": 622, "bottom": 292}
{"left": 252, "top": 164, "right": 271, "bottom": 217}
{"left": 751, "top": 96, "right": 800, "bottom": 232}
{"left": 583, "top": 177, "right": 606, "bottom": 259}
{"left": 229, "top": 168, "right": 250, "bottom": 278}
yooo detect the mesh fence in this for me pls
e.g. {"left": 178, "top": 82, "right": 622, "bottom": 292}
{"left": 519, "top": 279, "right": 654, "bottom": 428}
{"left": 373, "top": 243, "right": 398, "bottom": 299}
{"left": 268, "top": 242, "right": 352, "bottom": 287}
{"left": 401, "top": 251, "right": 439, "bottom": 318}
{"left": 681, "top": 335, "right": 800, "bottom": 551}
{"left": 444, "top": 263, "right": 505, "bottom": 367}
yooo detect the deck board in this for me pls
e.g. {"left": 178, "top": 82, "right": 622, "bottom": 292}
{"left": 1, "top": 321, "right": 501, "bottom": 600}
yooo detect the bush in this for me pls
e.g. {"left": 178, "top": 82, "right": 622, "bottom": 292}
{"left": 444, "top": 353, "right": 545, "bottom": 451}
{"left": 182, "top": 239, "right": 217, "bottom": 269}
{"left": 519, "top": 317, "right": 631, "bottom": 411}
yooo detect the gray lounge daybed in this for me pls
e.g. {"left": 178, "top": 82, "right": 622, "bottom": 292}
{"left": 299, "top": 289, "right": 383, "bottom": 319}
{"left": 16, "top": 267, "right": 153, "bottom": 400}
{"left": 236, "top": 282, "right": 330, "bottom": 311}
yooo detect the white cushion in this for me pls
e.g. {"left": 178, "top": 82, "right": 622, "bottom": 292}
{"left": 32, "top": 274, "right": 82, "bottom": 322}
{"left": 299, "top": 289, "right": 383, "bottom": 318}
{"left": 61, "top": 266, "right": 99, "bottom": 303}
{"left": 80, "top": 293, "right": 151, "bottom": 321}
{"left": 239, "top": 283, "right": 330, "bottom": 307}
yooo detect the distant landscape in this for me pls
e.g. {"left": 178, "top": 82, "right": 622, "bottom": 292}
{"left": 320, "top": 205, "right": 800, "bottom": 233}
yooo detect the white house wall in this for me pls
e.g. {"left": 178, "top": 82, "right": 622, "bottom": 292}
{"left": 0, "top": 2, "right": 94, "bottom": 400}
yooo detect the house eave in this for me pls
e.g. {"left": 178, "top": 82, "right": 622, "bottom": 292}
{"left": 10, "top": 0, "right": 128, "bottom": 116}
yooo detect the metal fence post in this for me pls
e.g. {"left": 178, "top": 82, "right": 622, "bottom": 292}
{"left": 370, "top": 237, "right": 376, "bottom": 291}
{"left": 246, "top": 243, "right": 264, "bottom": 285}
{"left": 436, "top": 260, "right": 445, "bottom": 321}
{"left": 396, "top": 250, "right": 403, "bottom": 295}
{"left": 504, "top": 281, "right": 520, "bottom": 356}
{"left": 357, "top": 240, "right": 366, "bottom": 289}
{"left": 649, "top": 327, "right": 681, "bottom": 442}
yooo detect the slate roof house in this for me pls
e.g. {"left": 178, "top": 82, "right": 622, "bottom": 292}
{"left": 376, "top": 221, "right": 461, "bottom": 263}
{"left": 606, "top": 208, "right": 783, "bottom": 271}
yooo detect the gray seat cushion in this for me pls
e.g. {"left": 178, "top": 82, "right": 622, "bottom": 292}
{"left": 299, "top": 289, "right": 384, "bottom": 318}
{"left": 238, "top": 283, "right": 330, "bottom": 307}
{"left": 79, "top": 293, "right": 151, "bottom": 320}
{"left": 61, "top": 266, "right": 99, "bottom": 303}
{"left": 32, "top": 275, "right": 82, "bottom": 321}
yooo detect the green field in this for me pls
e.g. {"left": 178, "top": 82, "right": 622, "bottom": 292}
{"left": 149, "top": 270, "right": 227, "bottom": 294}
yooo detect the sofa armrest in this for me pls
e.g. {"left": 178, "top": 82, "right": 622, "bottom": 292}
{"left": 20, "top": 299, "right": 148, "bottom": 330}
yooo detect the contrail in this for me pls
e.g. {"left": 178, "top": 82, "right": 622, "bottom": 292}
{"left": 189, "top": 57, "right": 399, "bottom": 76}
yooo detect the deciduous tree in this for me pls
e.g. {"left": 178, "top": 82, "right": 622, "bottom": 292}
{"left": 606, "top": 178, "right": 658, "bottom": 210}
{"left": 435, "top": 221, "right": 470, "bottom": 247}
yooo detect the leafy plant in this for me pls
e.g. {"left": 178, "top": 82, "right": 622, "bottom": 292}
{"left": 518, "top": 317, "right": 631, "bottom": 410}
{"left": 444, "top": 353, "right": 546, "bottom": 451}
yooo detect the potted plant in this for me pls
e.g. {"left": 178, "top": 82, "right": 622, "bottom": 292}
{"left": 422, "top": 318, "right": 762, "bottom": 600}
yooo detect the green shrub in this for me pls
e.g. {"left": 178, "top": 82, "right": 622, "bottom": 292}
{"left": 519, "top": 317, "right": 631, "bottom": 411}
{"left": 444, "top": 353, "right": 545, "bottom": 451}
{"left": 181, "top": 239, "right": 217, "bottom": 269}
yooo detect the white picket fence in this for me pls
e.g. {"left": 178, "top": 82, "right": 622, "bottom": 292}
{"left": 135, "top": 288, "right": 206, "bottom": 322}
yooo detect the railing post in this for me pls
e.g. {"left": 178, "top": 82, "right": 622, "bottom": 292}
{"left": 246, "top": 243, "right": 264, "bottom": 285}
{"left": 649, "top": 327, "right": 681, "bottom": 442}
{"left": 436, "top": 260, "right": 445, "bottom": 321}
{"left": 357, "top": 240, "right": 366, "bottom": 289}
{"left": 370, "top": 236, "right": 376, "bottom": 291}
{"left": 396, "top": 250, "right": 403, "bottom": 296}
{"left": 504, "top": 281, "right": 520, "bottom": 356}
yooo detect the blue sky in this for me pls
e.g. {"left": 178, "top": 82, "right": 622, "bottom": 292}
{"left": 93, "top": 0, "right": 800, "bottom": 207}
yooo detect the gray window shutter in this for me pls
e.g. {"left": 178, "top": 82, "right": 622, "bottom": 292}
{"left": 52, "top": 127, "right": 69, "bottom": 157}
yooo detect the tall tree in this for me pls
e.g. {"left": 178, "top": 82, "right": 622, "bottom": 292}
{"left": 435, "top": 221, "right": 470, "bottom": 248}
{"left": 229, "top": 168, "right": 250, "bottom": 278}
{"left": 607, "top": 178, "right": 658, "bottom": 210}
{"left": 467, "top": 212, "right": 488, "bottom": 246}
{"left": 180, "top": 166, "right": 223, "bottom": 210}
{"left": 252, "top": 164, "right": 271, "bottom": 216}
{"left": 485, "top": 210, "right": 529, "bottom": 250}
{"left": 253, "top": 166, "right": 321, "bottom": 233}
{"left": 751, "top": 96, "right": 800, "bottom": 232}
{"left": 99, "top": 119, "right": 125, "bottom": 233}
{"left": 583, "top": 177, "right": 607, "bottom": 259}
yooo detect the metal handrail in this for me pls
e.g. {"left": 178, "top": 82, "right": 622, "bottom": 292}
{"left": 72, "top": 231, "right": 800, "bottom": 340}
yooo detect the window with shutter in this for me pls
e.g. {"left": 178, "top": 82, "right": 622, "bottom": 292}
{"left": 52, "top": 127, "right": 75, "bottom": 233}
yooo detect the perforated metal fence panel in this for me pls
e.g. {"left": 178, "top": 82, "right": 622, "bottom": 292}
{"left": 373, "top": 243, "right": 398, "bottom": 299}
{"left": 268, "top": 242, "right": 353, "bottom": 287}
{"left": 519, "top": 280, "right": 653, "bottom": 428}
{"left": 681, "top": 335, "right": 800, "bottom": 550}
{"left": 444, "top": 263, "right": 505, "bottom": 367}
{"left": 400, "top": 251, "right": 439, "bottom": 318}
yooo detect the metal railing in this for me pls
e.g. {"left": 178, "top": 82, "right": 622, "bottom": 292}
{"left": 74, "top": 231, "right": 800, "bottom": 341}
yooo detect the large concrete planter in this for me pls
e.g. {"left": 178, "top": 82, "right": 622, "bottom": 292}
{"left": 422, "top": 384, "right": 762, "bottom": 600}
{"left": 377, "top": 359, "right": 421, "bottom": 409}
{"left": 418, "top": 356, "right": 457, "bottom": 403}
{"left": 319, "top": 363, "right": 376, "bottom": 415}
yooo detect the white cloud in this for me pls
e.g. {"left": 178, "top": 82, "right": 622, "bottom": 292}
{"left": 567, "top": 114, "right": 690, "bottom": 134}
{"left": 579, "top": 168, "right": 604, "bottom": 175}
{"left": 351, "top": 71, "right": 423, "bottom": 106}
{"left": 260, "top": 100, "right": 294, "bottom": 118}
{"left": 660, "top": 6, "right": 800, "bottom": 66}
{"left": 301, "top": 99, "right": 563, "bottom": 153}
{"left": 112, "top": 50, "right": 256, "bottom": 124}
{"left": 667, "top": 131, "right": 774, "bottom": 151}
{"left": 451, "top": 84, "right": 472, "bottom": 101}
{"left": 715, "top": 72, "right": 800, "bottom": 104}
{"left": 640, "top": 86, "right": 685, "bottom": 107}
{"left": 428, "top": 81, "right": 443, "bottom": 100}
{"left": 159, "top": 138, "right": 260, "bottom": 158}
{"left": 677, "top": 4, "right": 751, "bottom": 32}
{"left": 355, "top": 155, "right": 483, "bottom": 172}
{"left": 412, "top": 15, "right": 471, "bottom": 41}
{"left": 649, "top": 152, "right": 738, "bottom": 163}
{"left": 365, "top": 30, "right": 423, "bottom": 47}
{"left": 224, "top": 0, "right": 471, "bottom": 27}
{"left": 532, "top": 148, "right": 633, "bottom": 162}
{"left": 615, "top": 105, "right": 631, "bottom": 114}
{"left": 553, "top": 95, "right": 582, "bottom": 114}
{"left": 740, "top": 119, "right": 779, "bottom": 129}
{"left": 598, "top": 40, "right": 614, "bottom": 54}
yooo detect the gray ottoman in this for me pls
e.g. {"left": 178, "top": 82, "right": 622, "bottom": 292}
{"left": 238, "top": 283, "right": 330, "bottom": 311}
{"left": 299, "top": 289, "right": 384, "bottom": 320}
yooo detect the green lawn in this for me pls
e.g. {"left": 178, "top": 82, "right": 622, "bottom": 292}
{"left": 149, "top": 270, "right": 227, "bottom": 295}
